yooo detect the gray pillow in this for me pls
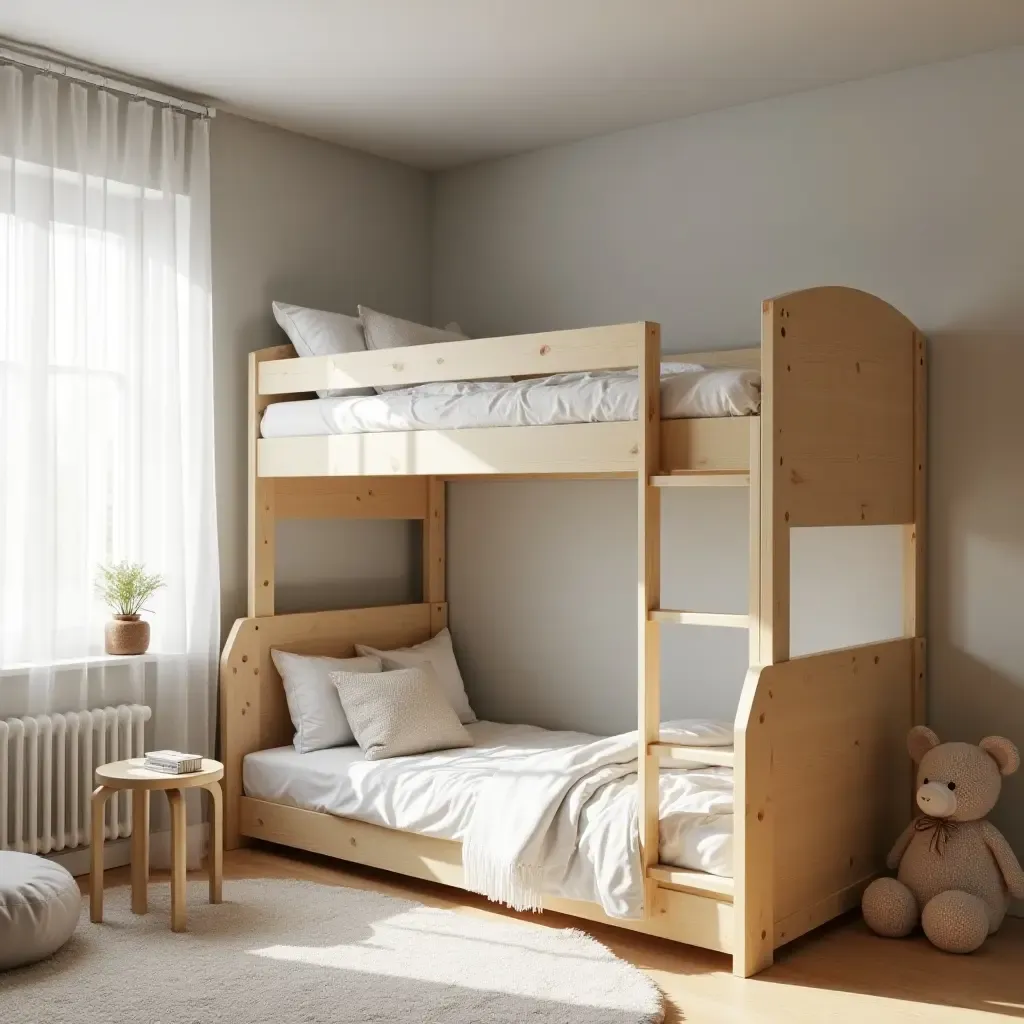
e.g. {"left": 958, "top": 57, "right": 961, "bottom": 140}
{"left": 331, "top": 666, "right": 473, "bottom": 761}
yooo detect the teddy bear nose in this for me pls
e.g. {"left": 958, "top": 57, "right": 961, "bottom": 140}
{"left": 917, "top": 780, "right": 957, "bottom": 818}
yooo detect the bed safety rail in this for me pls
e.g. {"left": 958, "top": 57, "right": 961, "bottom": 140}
{"left": 258, "top": 323, "right": 652, "bottom": 396}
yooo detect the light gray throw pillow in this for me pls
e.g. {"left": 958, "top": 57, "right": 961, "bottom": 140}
{"left": 331, "top": 665, "right": 473, "bottom": 761}
{"left": 272, "top": 649, "right": 383, "bottom": 753}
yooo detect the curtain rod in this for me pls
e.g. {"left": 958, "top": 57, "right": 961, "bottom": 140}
{"left": 0, "top": 45, "right": 215, "bottom": 118}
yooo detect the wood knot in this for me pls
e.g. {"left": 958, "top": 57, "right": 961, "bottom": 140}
{"left": 757, "top": 810, "right": 765, "bottom": 822}
{"left": 539, "top": 345, "right": 550, "bottom": 356}
{"left": 629, "top": 444, "right": 639, "bottom": 455}
{"left": 350, "top": 837, "right": 357, "bottom": 847}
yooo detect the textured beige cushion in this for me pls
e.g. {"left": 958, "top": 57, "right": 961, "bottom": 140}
{"left": 331, "top": 666, "right": 473, "bottom": 761}
{"left": 0, "top": 851, "right": 81, "bottom": 970}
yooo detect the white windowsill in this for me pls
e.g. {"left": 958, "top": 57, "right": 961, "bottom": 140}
{"left": 0, "top": 653, "right": 159, "bottom": 679}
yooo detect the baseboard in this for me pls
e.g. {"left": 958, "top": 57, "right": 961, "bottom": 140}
{"left": 48, "top": 823, "right": 209, "bottom": 877}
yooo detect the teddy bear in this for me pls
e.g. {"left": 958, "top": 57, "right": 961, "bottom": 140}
{"left": 862, "top": 725, "right": 1024, "bottom": 953}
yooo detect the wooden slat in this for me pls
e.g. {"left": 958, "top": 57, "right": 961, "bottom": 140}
{"left": 240, "top": 797, "right": 734, "bottom": 953}
{"left": 275, "top": 476, "right": 428, "bottom": 519}
{"left": 637, "top": 323, "right": 662, "bottom": 918}
{"left": 261, "top": 419, "right": 755, "bottom": 478}
{"left": 248, "top": 346, "right": 293, "bottom": 616}
{"left": 651, "top": 609, "right": 749, "bottom": 628}
{"left": 258, "top": 323, "right": 646, "bottom": 395}
{"left": 651, "top": 742, "right": 735, "bottom": 768}
{"left": 661, "top": 416, "right": 751, "bottom": 474}
{"left": 258, "top": 421, "right": 642, "bottom": 477}
{"left": 651, "top": 473, "right": 749, "bottom": 487}
{"left": 649, "top": 866, "right": 735, "bottom": 902}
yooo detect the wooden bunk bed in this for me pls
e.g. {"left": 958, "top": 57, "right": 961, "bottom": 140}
{"left": 220, "top": 285, "right": 926, "bottom": 978}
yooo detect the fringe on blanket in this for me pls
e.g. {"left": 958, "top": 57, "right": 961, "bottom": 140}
{"left": 462, "top": 846, "right": 546, "bottom": 913}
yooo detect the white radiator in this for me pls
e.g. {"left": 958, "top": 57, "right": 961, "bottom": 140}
{"left": 0, "top": 704, "right": 152, "bottom": 854}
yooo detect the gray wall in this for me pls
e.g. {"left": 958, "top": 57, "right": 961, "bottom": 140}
{"left": 211, "top": 113, "right": 430, "bottom": 635}
{"left": 433, "top": 47, "right": 1024, "bottom": 845}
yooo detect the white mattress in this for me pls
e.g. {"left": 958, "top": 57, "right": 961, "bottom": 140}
{"left": 260, "top": 364, "right": 760, "bottom": 438}
{"left": 243, "top": 721, "right": 734, "bottom": 906}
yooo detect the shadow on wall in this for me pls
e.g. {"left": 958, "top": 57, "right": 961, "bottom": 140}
{"left": 927, "top": 329, "right": 1024, "bottom": 862}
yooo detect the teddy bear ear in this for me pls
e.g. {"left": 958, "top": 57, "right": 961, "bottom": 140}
{"left": 980, "top": 736, "right": 1020, "bottom": 776}
{"left": 907, "top": 725, "right": 940, "bottom": 762}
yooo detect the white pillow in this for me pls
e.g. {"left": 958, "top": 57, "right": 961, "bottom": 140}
{"left": 271, "top": 301, "right": 375, "bottom": 398}
{"left": 332, "top": 665, "right": 473, "bottom": 761}
{"left": 271, "top": 649, "right": 383, "bottom": 753}
{"left": 355, "top": 627, "right": 476, "bottom": 724}
{"left": 357, "top": 305, "right": 468, "bottom": 392}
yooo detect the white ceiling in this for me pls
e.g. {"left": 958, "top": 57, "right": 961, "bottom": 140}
{"left": 2, "top": 1, "right": 1023, "bottom": 169}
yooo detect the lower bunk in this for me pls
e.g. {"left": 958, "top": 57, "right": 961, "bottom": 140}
{"left": 242, "top": 719, "right": 735, "bottom": 918}
{"left": 220, "top": 603, "right": 918, "bottom": 977}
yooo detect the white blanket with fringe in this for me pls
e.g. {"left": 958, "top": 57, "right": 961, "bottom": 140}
{"left": 461, "top": 723, "right": 727, "bottom": 916}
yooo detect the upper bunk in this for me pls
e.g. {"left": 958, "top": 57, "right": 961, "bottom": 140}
{"left": 251, "top": 286, "right": 921, "bottom": 503}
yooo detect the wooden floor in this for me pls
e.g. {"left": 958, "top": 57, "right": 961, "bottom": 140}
{"left": 89, "top": 846, "right": 1024, "bottom": 1023}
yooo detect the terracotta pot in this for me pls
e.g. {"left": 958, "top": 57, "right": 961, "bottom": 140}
{"left": 104, "top": 615, "right": 151, "bottom": 656}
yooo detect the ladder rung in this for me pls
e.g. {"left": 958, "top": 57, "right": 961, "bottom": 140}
{"left": 651, "top": 742, "right": 734, "bottom": 768}
{"left": 650, "top": 610, "right": 749, "bottom": 628}
{"left": 651, "top": 473, "right": 749, "bottom": 488}
{"left": 648, "top": 865, "right": 734, "bottom": 902}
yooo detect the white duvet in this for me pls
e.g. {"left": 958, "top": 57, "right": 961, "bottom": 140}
{"left": 243, "top": 720, "right": 733, "bottom": 918}
{"left": 260, "top": 364, "right": 760, "bottom": 438}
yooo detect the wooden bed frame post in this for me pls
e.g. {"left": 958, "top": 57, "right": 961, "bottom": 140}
{"left": 637, "top": 322, "right": 661, "bottom": 915}
{"left": 904, "top": 332, "right": 927, "bottom": 732}
{"left": 425, "top": 477, "right": 447, "bottom": 632}
{"left": 248, "top": 346, "right": 293, "bottom": 616}
{"left": 733, "top": 302, "right": 787, "bottom": 978}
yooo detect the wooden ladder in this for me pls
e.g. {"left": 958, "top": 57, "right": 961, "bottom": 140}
{"left": 638, "top": 329, "right": 760, "bottom": 907}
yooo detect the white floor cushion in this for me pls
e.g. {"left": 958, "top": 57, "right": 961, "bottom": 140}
{"left": 0, "top": 852, "right": 81, "bottom": 970}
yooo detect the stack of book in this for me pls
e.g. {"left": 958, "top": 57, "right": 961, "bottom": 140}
{"left": 144, "top": 750, "right": 204, "bottom": 775}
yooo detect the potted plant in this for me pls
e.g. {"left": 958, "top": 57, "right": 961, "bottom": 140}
{"left": 96, "top": 561, "right": 165, "bottom": 656}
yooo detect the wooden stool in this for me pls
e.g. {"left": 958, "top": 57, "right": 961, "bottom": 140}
{"left": 90, "top": 758, "right": 224, "bottom": 933}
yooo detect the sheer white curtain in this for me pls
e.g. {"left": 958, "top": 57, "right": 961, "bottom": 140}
{"left": 0, "top": 64, "right": 218, "bottom": 759}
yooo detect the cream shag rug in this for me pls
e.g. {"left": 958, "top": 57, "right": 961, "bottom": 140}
{"left": 0, "top": 879, "right": 663, "bottom": 1023}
